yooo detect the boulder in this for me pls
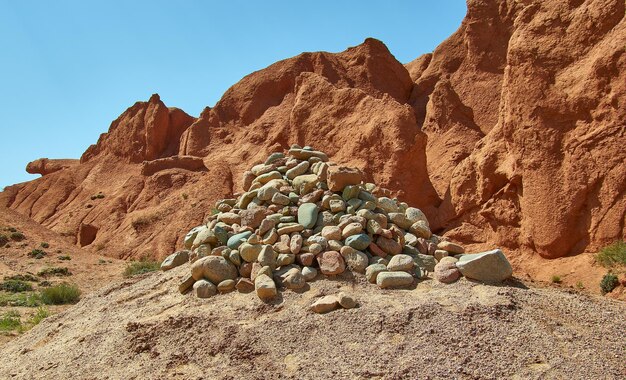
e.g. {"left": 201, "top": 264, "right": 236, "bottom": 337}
{"left": 161, "top": 250, "right": 190, "bottom": 271}
{"left": 376, "top": 271, "right": 414, "bottom": 289}
{"left": 455, "top": 249, "right": 513, "bottom": 283}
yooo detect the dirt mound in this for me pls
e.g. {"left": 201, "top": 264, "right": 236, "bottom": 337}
{"left": 0, "top": 266, "right": 623, "bottom": 379}
{"left": 2, "top": 0, "right": 624, "bottom": 278}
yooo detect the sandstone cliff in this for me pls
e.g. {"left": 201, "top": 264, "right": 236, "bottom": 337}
{"left": 2, "top": 0, "right": 624, "bottom": 267}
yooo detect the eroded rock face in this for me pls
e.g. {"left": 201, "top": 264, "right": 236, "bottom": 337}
{"left": 2, "top": 0, "right": 624, "bottom": 264}
{"left": 26, "top": 158, "right": 79, "bottom": 176}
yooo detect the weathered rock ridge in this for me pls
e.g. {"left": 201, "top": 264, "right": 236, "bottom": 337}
{"left": 1, "top": 0, "right": 624, "bottom": 265}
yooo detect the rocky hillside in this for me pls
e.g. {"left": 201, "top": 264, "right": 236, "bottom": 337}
{"left": 2, "top": 0, "right": 624, "bottom": 268}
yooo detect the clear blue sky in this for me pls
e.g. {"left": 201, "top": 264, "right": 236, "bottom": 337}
{"left": 0, "top": 1, "right": 466, "bottom": 189}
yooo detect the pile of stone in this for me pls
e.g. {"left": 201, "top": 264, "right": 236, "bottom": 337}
{"left": 162, "top": 145, "right": 513, "bottom": 309}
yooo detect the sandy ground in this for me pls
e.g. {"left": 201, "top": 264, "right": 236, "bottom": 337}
{"left": 0, "top": 264, "right": 623, "bottom": 380}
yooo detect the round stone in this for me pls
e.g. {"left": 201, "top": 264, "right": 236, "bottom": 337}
{"left": 345, "top": 233, "right": 371, "bottom": 251}
{"left": 298, "top": 203, "right": 320, "bottom": 229}
{"left": 193, "top": 279, "right": 217, "bottom": 298}
{"left": 227, "top": 231, "right": 253, "bottom": 249}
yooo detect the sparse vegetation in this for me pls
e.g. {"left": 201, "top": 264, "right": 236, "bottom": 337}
{"left": 211, "top": 207, "right": 220, "bottom": 215}
{"left": 575, "top": 281, "right": 585, "bottom": 290}
{"left": 90, "top": 193, "right": 105, "bottom": 200}
{"left": 10, "top": 232, "right": 25, "bottom": 241}
{"left": 124, "top": 259, "right": 160, "bottom": 277}
{"left": 6, "top": 227, "right": 17, "bottom": 233}
{"left": 0, "top": 234, "right": 8, "bottom": 246}
{"left": 182, "top": 193, "right": 189, "bottom": 200}
{"left": 4, "top": 274, "right": 38, "bottom": 282}
{"left": 131, "top": 212, "right": 161, "bottom": 230}
{"left": 40, "top": 283, "right": 81, "bottom": 305}
{"left": 0, "top": 292, "right": 42, "bottom": 307}
{"left": 40, "top": 242, "right": 50, "bottom": 248}
{"left": 28, "top": 249, "right": 47, "bottom": 259}
{"left": 0, "top": 311, "right": 21, "bottom": 332}
{"left": 551, "top": 275, "right": 562, "bottom": 284}
{"left": 95, "top": 243, "right": 106, "bottom": 251}
{"left": 600, "top": 273, "right": 619, "bottom": 295}
{"left": 26, "top": 307, "right": 50, "bottom": 328}
{"left": 37, "top": 267, "right": 72, "bottom": 277}
{"left": 0, "top": 279, "right": 33, "bottom": 293}
{"left": 58, "top": 255, "right": 71, "bottom": 261}
{"left": 596, "top": 240, "right": 626, "bottom": 268}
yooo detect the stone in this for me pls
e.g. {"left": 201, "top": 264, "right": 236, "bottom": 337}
{"left": 242, "top": 171, "right": 255, "bottom": 191}
{"left": 227, "top": 231, "right": 253, "bottom": 249}
{"left": 409, "top": 221, "right": 431, "bottom": 239}
{"left": 283, "top": 271, "right": 306, "bottom": 290}
{"left": 298, "top": 203, "right": 320, "bottom": 229}
{"left": 228, "top": 250, "right": 241, "bottom": 266}
{"left": 405, "top": 207, "right": 429, "bottom": 226}
{"left": 317, "top": 251, "right": 346, "bottom": 275}
{"left": 404, "top": 233, "right": 418, "bottom": 247}
{"left": 217, "top": 279, "right": 236, "bottom": 293}
{"left": 329, "top": 199, "right": 346, "bottom": 213}
{"left": 376, "top": 271, "right": 414, "bottom": 289}
{"left": 342, "top": 185, "right": 360, "bottom": 200}
{"left": 308, "top": 243, "right": 323, "bottom": 255}
{"left": 161, "top": 250, "right": 190, "bottom": 271}
{"left": 455, "top": 249, "right": 513, "bottom": 283}
{"left": 310, "top": 295, "right": 339, "bottom": 313}
{"left": 340, "top": 246, "right": 368, "bottom": 273}
{"left": 258, "top": 245, "right": 277, "bottom": 269}
{"left": 192, "top": 227, "right": 217, "bottom": 248}
{"left": 255, "top": 171, "right": 282, "bottom": 184}
{"left": 193, "top": 279, "right": 217, "bottom": 298}
{"left": 277, "top": 224, "right": 305, "bottom": 235}
{"left": 388, "top": 213, "right": 412, "bottom": 230}
{"left": 345, "top": 233, "right": 371, "bottom": 251}
{"left": 341, "top": 222, "right": 363, "bottom": 238}
{"left": 179, "top": 275, "right": 195, "bottom": 294}
{"left": 289, "top": 234, "right": 303, "bottom": 254}
{"left": 337, "top": 292, "right": 357, "bottom": 309}
{"left": 377, "top": 197, "right": 399, "bottom": 213}
{"left": 255, "top": 274, "right": 277, "bottom": 300}
{"left": 387, "top": 254, "right": 415, "bottom": 272}
{"left": 239, "top": 262, "right": 253, "bottom": 278}
{"left": 272, "top": 192, "right": 291, "bottom": 206}
{"left": 365, "top": 263, "right": 388, "bottom": 283}
{"left": 434, "top": 260, "right": 461, "bottom": 283}
{"left": 437, "top": 241, "right": 465, "bottom": 254}
{"left": 292, "top": 174, "right": 319, "bottom": 195}
{"left": 277, "top": 253, "right": 295, "bottom": 267}
{"left": 376, "top": 236, "right": 402, "bottom": 255}
{"left": 239, "top": 243, "right": 263, "bottom": 262}
{"left": 218, "top": 212, "right": 241, "bottom": 225}
{"left": 286, "top": 160, "right": 310, "bottom": 179}
{"left": 326, "top": 166, "right": 363, "bottom": 192}
{"left": 191, "top": 256, "right": 238, "bottom": 284}
{"left": 302, "top": 266, "right": 317, "bottom": 281}
{"left": 184, "top": 226, "right": 204, "bottom": 249}
{"left": 240, "top": 208, "right": 267, "bottom": 229}
{"left": 321, "top": 226, "right": 341, "bottom": 241}
{"left": 265, "top": 152, "right": 284, "bottom": 164}
{"left": 327, "top": 239, "right": 343, "bottom": 251}
{"left": 415, "top": 254, "right": 437, "bottom": 272}
{"left": 434, "top": 249, "right": 449, "bottom": 261}
{"left": 296, "top": 252, "right": 315, "bottom": 266}
{"left": 366, "top": 219, "right": 383, "bottom": 235}
{"left": 235, "top": 278, "right": 255, "bottom": 293}
{"left": 257, "top": 186, "right": 279, "bottom": 201}
{"left": 258, "top": 218, "right": 276, "bottom": 235}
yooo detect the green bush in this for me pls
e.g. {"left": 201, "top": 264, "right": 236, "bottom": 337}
{"left": 600, "top": 273, "right": 619, "bottom": 295}
{"left": 58, "top": 255, "right": 71, "bottom": 261}
{"left": 28, "top": 249, "right": 46, "bottom": 259}
{"left": 0, "top": 279, "right": 33, "bottom": 293}
{"left": 596, "top": 241, "right": 626, "bottom": 268}
{"left": 0, "top": 311, "right": 21, "bottom": 331}
{"left": 551, "top": 275, "right": 562, "bottom": 284}
{"left": 10, "top": 232, "right": 25, "bottom": 241}
{"left": 37, "top": 267, "right": 72, "bottom": 277}
{"left": 40, "top": 283, "right": 81, "bottom": 305}
{"left": 0, "top": 234, "right": 8, "bottom": 246}
{"left": 123, "top": 260, "right": 160, "bottom": 277}
{"left": 0, "top": 292, "right": 42, "bottom": 307}
{"left": 40, "top": 242, "right": 49, "bottom": 248}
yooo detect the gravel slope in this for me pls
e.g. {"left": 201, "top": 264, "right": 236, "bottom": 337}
{"left": 0, "top": 265, "right": 624, "bottom": 380}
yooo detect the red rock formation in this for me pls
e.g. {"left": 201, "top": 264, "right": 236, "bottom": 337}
{"left": 26, "top": 158, "right": 79, "bottom": 176}
{"left": 1, "top": 0, "right": 624, "bottom": 266}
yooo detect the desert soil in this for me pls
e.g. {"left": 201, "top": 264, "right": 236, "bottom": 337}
{"left": 0, "top": 263, "right": 623, "bottom": 380}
